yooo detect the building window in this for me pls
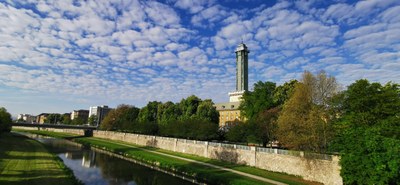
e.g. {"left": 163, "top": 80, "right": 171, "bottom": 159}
{"left": 231, "top": 105, "right": 234, "bottom": 108}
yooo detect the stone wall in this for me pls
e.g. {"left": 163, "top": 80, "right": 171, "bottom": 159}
{"left": 14, "top": 127, "right": 342, "bottom": 184}
{"left": 91, "top": 130, "right": 342, "bottom": 185}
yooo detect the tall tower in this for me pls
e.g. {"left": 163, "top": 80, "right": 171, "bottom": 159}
{"left": 229, "top": 42, "right": 249, "bottom": 102}
{"left": 235, "top": 43, "right": 249, "bottom": 92}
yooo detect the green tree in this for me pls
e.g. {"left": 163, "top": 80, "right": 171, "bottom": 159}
{"left": 251, "top": 107, "right": 281, "bottom": 147}
{"left": 332, "top": 80, "right": 400, "bottom": 184}
{"left": 157, "top": 101, "right": 180, "bottom": 124}
{"left": 71, "top": 117, "right": 85, "bottom": 125}
{"left": 276, "top": 71, "right": 338, "bottom": 152}
{"left": 195, "top": 99, "right": 219, "bottom": 124}
{"left": 226, "top": 122, "right": 247, "bottom": 143}
{"left": 138, "top": 101, "right": 161, "bottom": 123}
{"left": 45, "top": 113, "right": 62, "bottom": 124}
{"left": 273, "top": 80, "right": 298, "bottom": 105}
{"left": 240, "top": 81, "right": 276, "bottom": 121}
{"left": 88, "top": 115, "right": 98, "bottom": 126}
{"left": 0, "top": 107, "right": 12, "bottom": 133}
{"left": 101, "top": 104, "right": 140, "bottom": 131}
{"left": 178, "top": 95, "right": 201, "bottom": 120}
{"left": 61, "top": 113, "right": 71, "bottom": 125}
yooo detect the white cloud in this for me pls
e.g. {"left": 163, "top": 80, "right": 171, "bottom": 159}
{"left": 174, "top": 0, "right": 215, "bottom": 14}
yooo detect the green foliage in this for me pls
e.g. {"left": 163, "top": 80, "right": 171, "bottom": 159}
{"left": 0, "top": 107, "right": 12, "bottom": 133}
{"left": 225, "top": 122, "right": 247, "bottom": 143}
{"left": 273, "top": 80, "right": 298, "bottom": 105}
{"left": 178, "top": 95, "right": 201, "bottom": 120}
{"left": 332, "top": 79, "right": 400, "bottom": 184}
{"left": 157, "top": 101, "right": 180, "bottom": 124}
{"left": 159, "top": 119, "right": 218, "bottom": 140}
{"left": 61, "top": 113, "right": 71, "bottom": 125}
{"left": 195, "top": 99, "right": 219, "bottom": 124}
{"left": 71, "top": 117, "right": 85, "bottom": 125}
{"left": 87, "top": 115, "right": 98, "bottom": 126}
{"left": 44, "top": 113, "right": 62, "bottom": 124}
{"left": 239, "top": 81, "right": 276, "bottom": 120}
{"left": 101, "top": 104, "right": 140, "bottom": 131}
{"left": 138, "top": 101, "right": 161, "bottom": 123}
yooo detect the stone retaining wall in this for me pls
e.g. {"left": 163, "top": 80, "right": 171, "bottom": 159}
{"left": 14, "top": 127, "right": 342, "bottom": 184}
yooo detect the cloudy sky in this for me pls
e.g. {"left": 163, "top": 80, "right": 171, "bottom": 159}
{"left": 1, "top": 0, "right": 399, "bottom": 116}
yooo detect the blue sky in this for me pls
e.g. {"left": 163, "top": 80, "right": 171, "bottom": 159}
{"left": 0, "top": 0, "right": 399, "bottom": 117}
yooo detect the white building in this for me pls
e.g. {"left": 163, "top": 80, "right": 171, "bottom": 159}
{"left": 89, "top": 105, "right": 112, "bottom": 126}
{"left": 17, "top": 114, "right": 36, "bottom": 123}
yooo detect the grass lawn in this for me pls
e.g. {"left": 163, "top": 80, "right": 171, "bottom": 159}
{"left": 0, "top": 132, "right": 81, "bottom": 185}
{"left": 15, "top": 129, "right": 320, "bottom": 185}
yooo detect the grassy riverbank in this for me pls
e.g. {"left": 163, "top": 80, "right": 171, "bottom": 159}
{"left": 0, "top": 132, "right": 82, "bottom": 185}
{"left": 15, "top": 129, "right": 319, "bottom": 185}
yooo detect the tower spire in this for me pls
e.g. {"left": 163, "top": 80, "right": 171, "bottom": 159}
{"left": 235, "top": 42, "right": 249, "bottom": 92}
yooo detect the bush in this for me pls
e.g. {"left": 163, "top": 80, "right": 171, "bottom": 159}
{"left": 0, "top": 107, "right": 12, "bottom": 133}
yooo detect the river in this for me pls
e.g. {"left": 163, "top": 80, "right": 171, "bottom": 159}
{"left": 22, "top": 133, "right": 197, "bottom": 185}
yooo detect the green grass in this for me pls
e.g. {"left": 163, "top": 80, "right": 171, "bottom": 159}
{"left": 15, "top": 129, "right": 320, "bottom": 185}
{"left": 12, "top": 129, "right": 79, "bottom": 138}
{"left": 75, "top": 137, "right": 271, "bottom": 185}
{"left": 0, "top": 132, "right": 82, "bottom": 185}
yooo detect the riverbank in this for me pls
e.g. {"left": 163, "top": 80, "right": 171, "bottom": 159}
{"left": 0, "top": 132, "right": 82, "bottom": 185}
{"left": 15, "top": 129, "right": 320, "bottom": 185}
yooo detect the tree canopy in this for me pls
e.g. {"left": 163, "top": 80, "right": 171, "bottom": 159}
{"left": 0, "top": 107, "right": 12, "bottom": 133}
{"left": 331, "top": 79, "right": 400, "bottom": 184}
{"left": 276, "top": 71, "right": 338, "bottom": 152}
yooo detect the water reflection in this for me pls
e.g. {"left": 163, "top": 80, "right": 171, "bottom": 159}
{"left": 22, "top": 133, "right": 195, "bottom": 185}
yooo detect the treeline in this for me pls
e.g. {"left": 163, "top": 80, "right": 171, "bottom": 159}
{"left": 100, "top": 95, "right": 220, "bottom": 140}
{"left": 39, "top": 113, "right": 87, "bottom": 125}
{"left": 0, "top": 107, "right": 12, "bottom": 134}
{"left": 230, "top": 71, "right": 399, "bottom": 184}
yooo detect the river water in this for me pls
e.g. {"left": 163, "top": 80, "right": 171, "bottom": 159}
{"left": 22, "top": 133, "right": 196, "bottom": 185}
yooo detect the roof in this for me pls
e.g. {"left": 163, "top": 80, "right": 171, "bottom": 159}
{"left": 214, "top": 101, "right": 241, "bottom": 111}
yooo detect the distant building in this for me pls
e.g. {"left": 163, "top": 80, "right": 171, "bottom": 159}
{"left": 89, "top": 105, "right": 112, "bottom": 126}
{"left": 215, "top": 43, "right": 249, "bottom": 128}
{"left": 36, "top": 113, "right": 49, "bottom": 124}
{"left": 17, "top": 114, "right": 37, "bottom": 123}
{"left": 71, "top": 109, "right": 89, "bottom": 123}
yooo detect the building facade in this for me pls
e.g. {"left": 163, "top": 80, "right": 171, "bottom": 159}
{"left": 89, "top": 105, "right": 112, "bottom": 126}
{"left": 216, "top": 43, "right": 249, "bottom": 128}
{"left": 36, "top": 113, "right": 49, "bottom": 124}
{"left": 17, "top": 114, "right": 37, "bottom": 123}
{"left": 71, "top": 109, "right": 89, "bottom": 123}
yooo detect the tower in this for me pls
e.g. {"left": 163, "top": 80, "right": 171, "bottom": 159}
{"left": 228, "top": 43, "right": 249, "bottom": 102}
{"left": 235, "top": 43, "right": 249, "bottom": 92}
{"left": 215, "top": 43, "right": 249, "bottom": 127}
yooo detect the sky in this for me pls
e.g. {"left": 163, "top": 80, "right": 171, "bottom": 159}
{"left": 0, "top": 0, "right": 399, "bottom": 117}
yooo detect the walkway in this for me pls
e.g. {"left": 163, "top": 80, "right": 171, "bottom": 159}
{"left": 90, "top": 138, "right": 287, "bottom": 185}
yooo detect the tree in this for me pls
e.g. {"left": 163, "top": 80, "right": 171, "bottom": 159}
{"left": 0, "top": 107, "right": 12, "bottom": 133}
{"left": 178, "top": 95, "right": 201, "bottom": 120}
{"left": 71, "top": 117, "right": 85, "bottom": 125}
{"left": 332, "top": 80, "right": 400, "bottom": 184}
{"left": 226, "top": 122, "right": 247, "bottom": 143}
{"left": 88, "top": 115, "right": 98, "bottom": 126}
{"left": 157, "top": 101, "right": 180, "bottom": 124}
{"left": 276, "top": 71, "right": 338, "bottom": 152}
{"left": 240, "top": 81, "right": 276, "bottom": 120}
{"left": 101, "top": 104, "right": 140, "bottom": 131}
{"left": 138, "top": 101, "right": 161, "bottom": 123}
{"left": 253, "top": 107, "right": 281, "bottom": 147}
{"left": 273, "top": 80, "right": 298, "bottom": 105}
{"left": 61, "top": 113, "right": 71, "bottom": 125}
{"left": 45, "top": 113, "right": 62, "bottom": 124}
{"left": 195, "top": 99, "right": 219, "bottom": 124}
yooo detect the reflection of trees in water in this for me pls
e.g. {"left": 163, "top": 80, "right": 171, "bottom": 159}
{"left": 95, "top": 152, "right": 194, "bottom": 185}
